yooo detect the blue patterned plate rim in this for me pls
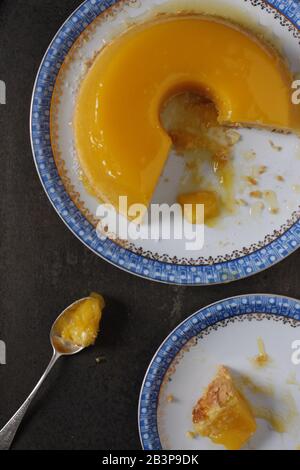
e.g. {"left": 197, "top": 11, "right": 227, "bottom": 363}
{"left": 30, "top": 0, "right": 300, "bottom": 285}
{"left": 138, "top": 293, "right": 300, "bottom": 450}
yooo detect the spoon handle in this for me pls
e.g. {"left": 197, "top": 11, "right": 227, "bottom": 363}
{"left": 0, "top": 350, "right": 60, "bottom": 450}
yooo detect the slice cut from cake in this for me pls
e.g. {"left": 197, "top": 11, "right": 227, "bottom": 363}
{"left": 192, "top": 366, "right": 256, "bottom": 450}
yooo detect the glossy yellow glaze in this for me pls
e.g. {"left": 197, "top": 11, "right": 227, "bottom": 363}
{"left": 203, "top": 397, "right": 257, "bottom": 450}
{"left": 74, "top": 15, "right": 300, "bottom": 218}
{"left": 55, "top": 293, "right": 105, "bottom": 347}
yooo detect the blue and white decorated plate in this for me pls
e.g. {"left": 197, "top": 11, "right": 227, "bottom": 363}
{"left": 138, "top": 294, "right": 300, "bottom": 450}
{"left": 31, "top": 0, "right": 300, "bottom": 285}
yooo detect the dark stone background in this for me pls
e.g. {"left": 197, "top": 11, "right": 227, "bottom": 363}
{"left": 0, "top": 0, "right": 299, "bottom": 450}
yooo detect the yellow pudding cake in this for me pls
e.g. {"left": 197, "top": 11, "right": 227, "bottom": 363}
{"left": 192, "top": 366, "right": 256, "bottom": 450}
{"left": 74, "top": 15, "right": 300, "bottom": 220}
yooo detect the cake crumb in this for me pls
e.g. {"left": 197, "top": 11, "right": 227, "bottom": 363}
{"left": 226, "top": 129, "right": 241, "bottom": 145}
{"left": 250, "top": 190, "right": 263, "bottom": 198}
{"left": 245, "top": 176, "right": 258, "bottom": 186}
{"left": 186, "top": 431, "right": 196, "bottom": 439}
{"left": 276, "top": 175, "right": 285, "bottom": 182}
{"left": 235, "top": 198, "right": 248, "bottom": 206}
{"left": 269, "top": 140, "right": 282, "bottom": 151}
{"left": 95, "top": 356, "right": 106, "bottom": 364}
{"left": 167, "top": 394, "right": 175, "bottom": 403}
{"left": 258, "top": 165, "right": 267, "bottom": 175}
{"left": 251, "top": 165, "right": 267, "bottom": 178}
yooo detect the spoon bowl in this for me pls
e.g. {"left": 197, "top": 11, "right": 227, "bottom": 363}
{"left": 50, "top": 297, "right": 92, "bottom": 355}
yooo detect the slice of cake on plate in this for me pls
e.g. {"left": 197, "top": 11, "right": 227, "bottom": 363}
{"left": 192, "top": 366, "right": 256, "bottom": 450}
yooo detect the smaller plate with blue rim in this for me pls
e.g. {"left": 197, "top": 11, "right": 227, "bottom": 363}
{"left": 138, "top": 294, "right": 300, "bottom": 450}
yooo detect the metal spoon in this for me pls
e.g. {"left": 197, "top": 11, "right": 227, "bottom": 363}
{"left": 0, "top": 297, "right": 92, "bottom": 450}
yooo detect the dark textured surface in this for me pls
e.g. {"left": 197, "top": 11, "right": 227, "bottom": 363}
{"left": 0, "top": 0, "right": 299, "bottom": 451}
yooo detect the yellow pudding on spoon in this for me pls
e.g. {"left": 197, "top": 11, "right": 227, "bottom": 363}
{"left": 74, "top": 14, "right": 300, "bottom": 220}
{"left": 0, "top": 294, "right": 106, "bottom": 450}
{"left": 54, "top": 293, "right": 105, "bottom": 347}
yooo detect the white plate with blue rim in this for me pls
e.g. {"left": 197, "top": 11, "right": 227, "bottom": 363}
{"left": 30, "top": 0, "right": 300, "bottom": 285}
{"left": 138, "top": 294, "right": 300, "bottom": 450}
